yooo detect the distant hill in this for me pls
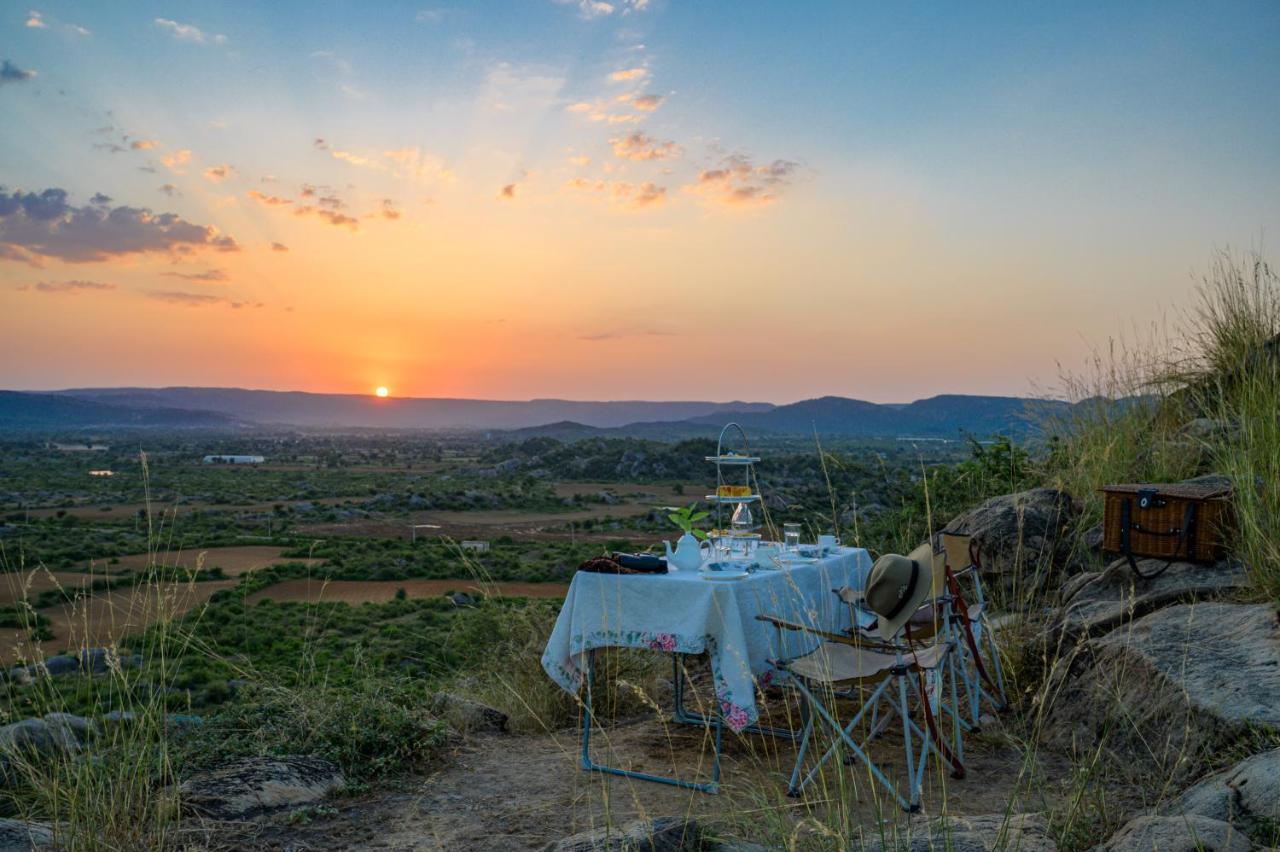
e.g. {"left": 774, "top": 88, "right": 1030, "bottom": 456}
{"left": 0, "top": 387, "right": 1074, "bottom": 438}
{"left": 0, "top": 391, "right": 238, "bottom": 431}
{"left": 50, "top": 388, "right": 772, "bottom": 430}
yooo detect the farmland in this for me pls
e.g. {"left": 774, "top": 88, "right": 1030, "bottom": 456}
{"left": 0, "top": 429, "right": 995, "bottom": 718}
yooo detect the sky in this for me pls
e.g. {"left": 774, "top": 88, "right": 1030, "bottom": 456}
{"left": 2, "top": 1, "right": 1278, "bottom": 403}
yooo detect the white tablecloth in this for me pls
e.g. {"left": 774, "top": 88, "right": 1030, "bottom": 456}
{"left": 541, "top": 547, "right": 873, "bottom": 732}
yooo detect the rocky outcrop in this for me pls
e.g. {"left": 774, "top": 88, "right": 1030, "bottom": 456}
{"left": 1047, "top": 603, "right": 1280, "bottom": 784}
{"left": 1094, "top": 814, "right": 1252, "bottom": 851}
{"left": 180, "top": 756, "right": 345, "bottom": 821}
{"left": 544, "top": 817, "right": 703, "bottom": 852}
{"left": 941, "top": 488, "right": 1078, "bottom": 596}
{"left": 1167, "top": 747, "right": 1280, "bottom": 839}
{"left": 428, "top": 692, "right": 508, "bottom": 735}
{"left": 1056, "top": 558, "right": 1249, "bottom": 639}
{"left": 855, "top": 812, "right": 1056, "bottom": 851}
{"left": 0, "top": 819, "right": 53, "bottom": 851}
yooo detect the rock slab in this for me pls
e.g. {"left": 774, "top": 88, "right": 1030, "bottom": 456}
{"left": 1057, "top": 558, "right": 1249, "bottom": 638}
{"left": 544, "top": 817, "right": 702, "bottom": 852}
{"left": 856, "top": 813, "right": 1056, "bottom": 851}
{"left": 0, "top": 819, "right": 53, "bottom": 852}
{"left": 180, "top": 756, "right": 345, "bottom": 821}
{"left": 942, "top": 488, "right": 1078, "bottom": 595}
{"left": 1170, "top": 747, "right": 1280, "bottom": 837}
{"left": 1048, "top": 602, "right": 1280, "bottom": 783}
{"left": 1095, "top": 814, "right": 1252, "bottom": 851}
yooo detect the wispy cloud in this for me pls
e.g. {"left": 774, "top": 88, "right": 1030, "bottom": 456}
{"left": 498, "top": 183, "right": 517, "bottom": 201}
{"left": 0, "top": 60, "right": 37, "bottom": 85}
{"left": 25, "top": 10, "right": 47, "bottom": 29}
{"left": 271, "top": 242, "right": 289, "bottom": 252}
{"left": 161, "top": 268, "right": 227, "bottom": 283}
{"left": 565, "top": 178, "right": 666, "bottom": 209}
{"left": 379, "top": 199, "right": 401, "bottom": 220}
{"left": 0, "top": 187, "right": 239, "bottom": 263}
{"left": 130, "top": 139, "right": 159, "bottom": 151}
{"left": 684, "top": 155, "right": 800, "bottom": 208}
{"left": 146, "top": 289, "right": 259, "bottom": 308}
{"left": 294, "top": 206, "right": 358, "bottom": 229}
{"left": 559, "top": 0, "right": 649, "bottom": 20}
{"left": 203, "top": 164, "right": 234, "bottom": 183}
{"left": 609, "top": 67, "right": 648, "bottom": 82}
{"left": 247, "top": 190, "right": 292, "bottom": 206}
{"left": 609, "top": 130, "right": 680, "bottom": 161}
{"left": 26, "top": 10, "right": 89, "bottom": 36}
{"left": 578, "top": 327, "right": 672, "bottom": 342}
{"left": 161, "top": 149, "right": 191, "bottom": 172}
{"left": 21, "top": 279, "right": 116, "bottom": 294}
{"left": 154, "top": 18, "right": 226, "bottom": 45}
{"left": 158, "top": 184, "right": 180, "bottom": 197}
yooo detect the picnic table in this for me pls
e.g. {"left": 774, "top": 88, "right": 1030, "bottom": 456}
{"left": 542, "top": 547, "right": 873, "bottom": 736}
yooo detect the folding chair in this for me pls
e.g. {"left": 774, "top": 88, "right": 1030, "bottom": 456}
{"left": 757, "top": 614, "right": 965, "bottom": 812}
{"left": 939, "top": 532, "right": 1009, "bottom": 725}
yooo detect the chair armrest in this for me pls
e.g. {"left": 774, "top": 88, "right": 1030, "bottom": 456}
{"left": 755, "top": 614, "right": 898, "bottom": 653}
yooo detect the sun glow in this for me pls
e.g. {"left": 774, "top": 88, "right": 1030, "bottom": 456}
{"left": 375, "top": 386, "right": 389, "bottom": 398}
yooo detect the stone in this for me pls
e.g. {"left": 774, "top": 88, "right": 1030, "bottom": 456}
{"left": 544, "top": 817, "right": 702, "bottom": 852}
{"left": 0, "top": 818, "right": 54, "bottom": 851}
{"left": 1080, "top": 523, "right": 1104, "bottom": 554}
{"left": 429, "top": 692, "right": 508, "bottom": 734}
{"left": 101, "top": 711, "right": 136, "bottom": 727}
{"left": 180, "top": 756, "right": 345, "bottom": 821}
{"left": 449, "top": 592, "right": 474, "bottom": 606}
{"left": 1056, "top": 557, "right": 1249, "bottom": 639}
{"left": 1095, "top": 814, "right": 1252, "bottom": 851}
{"left": 1047, "top": 603, "right": 1280, "bottom": 784}
{"left": 1180, "top": 419, "right": 1241, "bottom": 442}
{"left": 1168, "top": 747, "right": 1280, "bottom": 833}
{"left": 0, "top": 719, "right": 79, "bottom": 757}
{"left": 941, "top": 488, "right": 1078, "bottom": 596}
{"left": 37, "top": 656, "right": 77, "bottom": 677}
{"left": 854, "top": 813, "right": 1055, "bottom": 851}
{"left": 42, "top": 713, "right": 97, "bottom": 742}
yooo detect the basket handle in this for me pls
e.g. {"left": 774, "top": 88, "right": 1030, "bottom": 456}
{"left": 1120, "top": 499, "right": 1196, "bottom": 581}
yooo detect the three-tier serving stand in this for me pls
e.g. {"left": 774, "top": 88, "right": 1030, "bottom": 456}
{"left": 705, "top": 422, "right": 762, "bottom": 552}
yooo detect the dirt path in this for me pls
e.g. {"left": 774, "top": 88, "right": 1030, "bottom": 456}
{"left": 224, "top": 707, "right": 1067, "bottom": 850}
{"left": 246, "top": 578, "right": 569, "bottom": 604}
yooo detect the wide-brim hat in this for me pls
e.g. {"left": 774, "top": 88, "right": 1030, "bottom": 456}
{"left": 866, "top": 542, "right": 937, "bottom": 640}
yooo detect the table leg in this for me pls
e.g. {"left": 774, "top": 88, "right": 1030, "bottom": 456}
{"left": 580, "top": 649, "right": 722, "bottom": 794}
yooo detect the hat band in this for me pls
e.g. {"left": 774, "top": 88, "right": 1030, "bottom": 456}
{"left": 882, "top": 559, "right": 920, "bottom": 621}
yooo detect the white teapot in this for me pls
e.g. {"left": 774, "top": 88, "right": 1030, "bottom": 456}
{"left": 663, "top": 533, "right": 709, "bottom": 572}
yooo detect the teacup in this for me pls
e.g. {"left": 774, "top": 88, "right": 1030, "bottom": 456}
{"left": 817, "top": 534, "right": 839, "bottom": 554}
{"left": 754, "top": 542, "right": 781, "bottom": 569}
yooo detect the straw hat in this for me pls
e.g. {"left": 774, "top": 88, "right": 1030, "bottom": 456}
{"left": 865, "top": 542, "right": 937, "bottom": 640}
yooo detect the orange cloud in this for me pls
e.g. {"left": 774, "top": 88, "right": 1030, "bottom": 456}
{"left": 609, "top": 67, "right": 648, "bottom": 82}
{"left": 204, "top": 164, "right": 233, "bottom": 182}
{"left": 247, "top": 190, "right": 292, "bottom": 206}
{"left": 130, "top": 139, "right": 159, "bottom": 151}
{"left": 565, "top": 178, "right": 666, "bottom": 209}
{"left": 609, "top": 131, "right": 680, "bottom": 161}
{"left": 161, "top": 149, "right": 191, "bottom": 171}
{"left": 684, "top": 155, "right": 799, "bottom": 208}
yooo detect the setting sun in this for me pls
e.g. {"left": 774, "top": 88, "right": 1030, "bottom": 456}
{"left": 375, "top": 386, "right": 389, "bottom": 398}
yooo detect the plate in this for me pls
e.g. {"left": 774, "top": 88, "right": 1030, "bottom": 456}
{"left": 701, "top": 570, "right": 750, "bottom": 581}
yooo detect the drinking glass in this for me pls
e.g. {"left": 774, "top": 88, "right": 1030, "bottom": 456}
{"left": 783, "top": 523, "right": 801, "bottom": 552}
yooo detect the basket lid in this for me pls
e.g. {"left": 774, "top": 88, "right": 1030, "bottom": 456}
{"left": 1100, "top": 482, "right": 1232, "bottom": 500}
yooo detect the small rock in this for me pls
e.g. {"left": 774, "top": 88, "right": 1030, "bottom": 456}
{"left": 449, "top": 592, "right": 474, "bottom": 606}
{"left": 544, "top": 817, "right": 702, "bottom": 852}
{"left": 1095, "top": 814, "right": 1251, "bottom": 851}
{"left": 77, "top": 647, "right": 114, "bottom": 675}
{"left": 0, "top": 719, "right": 79, "bottom": 757}
{"left": 180, "top": 756, "right": 345, "bottom": 821}
{"left": 0, "top": 818, "right": 54, "bottom": 851}
{"left": 1080, "top": 523, "right": 1104, "bottom": 554}
{"left": 101, "top": 711, "right": 137, "bottom": 728}
{"left": 429, "top": 692, "right": 508, "bottom": 735}
{"left": 37, "top": 656, "right": 78, "bottom": 678}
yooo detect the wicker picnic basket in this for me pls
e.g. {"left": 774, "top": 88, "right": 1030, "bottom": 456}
{"left": 1100, "top": 482, "right": 1234, "bottom": 578}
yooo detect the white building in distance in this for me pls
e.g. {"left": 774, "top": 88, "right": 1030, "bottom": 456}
{"left": 202, "top": 454, "right": 265, "bottom": 465}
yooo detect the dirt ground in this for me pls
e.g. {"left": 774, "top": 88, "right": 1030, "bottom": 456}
{"left": 0, "top": 570, "right": 103, "bottom": 604}
{"left": 245, "top": 578, "right": 569, "bottom": 605}
{"left": 21, "top": 497, "right": 351, "bottom": 521}
{"left": 205, "top": 699, "right": 1065, "bottom": 851}
{"left": 83, "top": 545, "right": 324, "bottom": 576}
{"left": 0, "top": 578, "right": 236, "bottom": 664}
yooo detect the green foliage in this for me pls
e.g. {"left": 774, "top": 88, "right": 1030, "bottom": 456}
{"left": 665, "top": 503, "right": 709, "bottom": 540}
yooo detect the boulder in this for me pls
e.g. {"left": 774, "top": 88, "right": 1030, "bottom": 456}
{"left": 180, "top": 756, "right": 345, "bottom": 821}
{"left": 1056, "top": 558, "right": 1249, "bottom": 639}
{"left": 1167, "top": 747, "right": 1280, "bottom": 834}
{"left": 544, "top": 817, "right": 702, "bottom": 852}
{"left": 428, "top": 692, "right": 508, "bottom": 734}
{"left": 1094, "top": 814, "right": 1252, "bottom": 851}
{"left": 101, "top": 711, "right": 136, "bottom": 728}
{"left": 854, "top": 813, "right": 1055, "bottom": 851}
{"left": 1047, "top": 603, "right": 1280, "bottom": 784}
{"left": 0, "top": 719, "right": 79, "bottom": 757}
{"left": 941, "top": 488, "right": 1078, "bottom": 596}
{"left": 449, "top": 592, "right": 475, "bottom": 606}
{"left": 0, "top": 818, "right": 54, "bottom": 851}
{"left": 77, "top": 647, "right": 114, "bottom": 675}
{"left": 37, "top": 656, "right": 77, "bottom": 677}
{"left": 42, "top": 713, "right": 97, "bottom": 742}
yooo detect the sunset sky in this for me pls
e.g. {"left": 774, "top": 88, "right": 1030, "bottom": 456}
{"left": 3, "top": 1, "right": 1278, "bottom": 403}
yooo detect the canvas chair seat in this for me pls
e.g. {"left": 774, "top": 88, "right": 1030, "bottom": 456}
{"left": 788, "top": 640, "right": 947, "bottom": 685}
